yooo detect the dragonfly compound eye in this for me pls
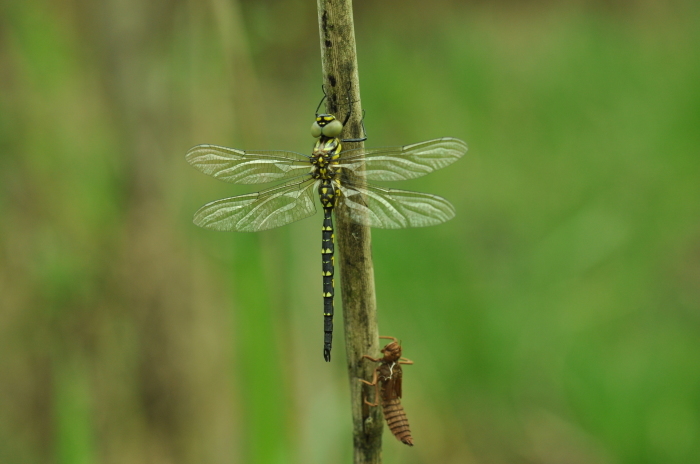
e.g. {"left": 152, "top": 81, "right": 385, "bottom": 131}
{"left": 322, "top": 119, "right": 343, "bottom": 138}
{"left": 311, "top": 121, "right": 323, "bottom": 138}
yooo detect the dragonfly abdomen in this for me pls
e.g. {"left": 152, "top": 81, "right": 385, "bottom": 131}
{"left": 382, "top": 397, "right": 414, "bottom": 446}
{"left": 319, "top": 179, "right": 337, "bottom": 361}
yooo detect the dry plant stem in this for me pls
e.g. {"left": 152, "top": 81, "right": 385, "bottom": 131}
{"left": 316, "top": 1, "right": 383, "bottom": 463}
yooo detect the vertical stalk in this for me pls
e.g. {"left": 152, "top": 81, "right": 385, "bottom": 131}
{"left": 315, "top": 1, "right": 383, "bottom": 463}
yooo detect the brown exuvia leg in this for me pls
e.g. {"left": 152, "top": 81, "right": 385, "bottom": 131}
{"left": 359, "top": 367, "right": 380, "bottom": 407}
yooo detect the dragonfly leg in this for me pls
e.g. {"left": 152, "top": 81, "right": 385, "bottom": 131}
{"left": 342, "top": 108, "right": 368, "bottom": 143}
{"left": 364, "top": 397, "right": 379, "bottom": 408}
{"left": 340, "top": 82, "right": 353, "bottom": 127}
{"left": 337, "top": 84, "right": 367, "bottom": 143}
{"left": 315, "top": 86, "right": 327, "bottom": 116}
{"left": 399, "top": 357, "right": 414, "bottom": 365}
{"left": 359, "top": 367, "right": 380, "bottom": 407}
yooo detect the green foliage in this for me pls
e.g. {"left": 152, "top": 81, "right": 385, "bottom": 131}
{"left": 1, "top": 1, "right": 699, "bottom": 463}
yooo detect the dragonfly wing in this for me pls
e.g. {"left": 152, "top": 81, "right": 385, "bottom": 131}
{"left": 186, "top": 145, "right": 311, "bottom": 184}
{"left": 338, "top": 183, "right": 455, "bottom": 229}
{"left": 193, "top": 178, "right": 317, "bottom": 232}
{"left": 339, "top": 137, "right": 467, "bottom": 181}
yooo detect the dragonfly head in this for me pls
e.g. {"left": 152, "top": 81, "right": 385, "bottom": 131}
{"left": 312, "top": 114, "right": 343, "bottom": 138}
{"left": 381, "top": 340, "right": 403, "bottom": 362}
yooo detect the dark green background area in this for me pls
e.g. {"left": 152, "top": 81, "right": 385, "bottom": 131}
{"left": 1, "top": 1, "right": 699, "bottom": 463}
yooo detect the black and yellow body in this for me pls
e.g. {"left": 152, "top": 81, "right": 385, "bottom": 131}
{"left": 187, "top": 104, "right": 466, "bottom": 362}
{"left": 310, "top": 116, "right": 343, "bottom": 362}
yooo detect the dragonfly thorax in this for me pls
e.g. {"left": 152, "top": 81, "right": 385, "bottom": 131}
{"left": 310, "top": 137, "right": 341, "bottom": 181}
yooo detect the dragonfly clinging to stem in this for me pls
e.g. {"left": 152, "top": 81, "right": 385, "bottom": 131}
{"left": 186, "top": 95, "right": 467, "bottom": 361}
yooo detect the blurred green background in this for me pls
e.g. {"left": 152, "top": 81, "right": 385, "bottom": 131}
{"left": 1, "top": 0, "right": 699, "bottom": 463}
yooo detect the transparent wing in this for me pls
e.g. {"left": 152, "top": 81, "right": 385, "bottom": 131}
{"left": 193, "top": 178, "right": 317, "bottom": 232}
{"left": 338, "top": 137, "right": 467, "bottom": 181}
{"left": 186, "top": 144, "right": 311, "bottom": 184}
{"left": 338, "top": 183, "right": 455, "bottom": 229}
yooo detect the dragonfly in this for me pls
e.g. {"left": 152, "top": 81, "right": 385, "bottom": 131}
{"left": 360, "top": 336, "right": 415, "bottom": 446}
{"left": 186, "top": 100, "right": 467, "bottom": 361}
